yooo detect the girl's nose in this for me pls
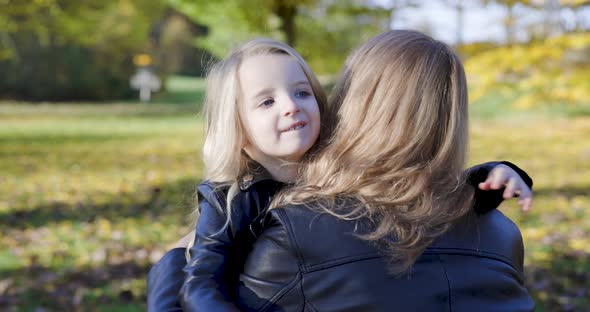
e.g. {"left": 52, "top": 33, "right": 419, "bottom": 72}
{"left": 283, "top": 96, "right": 301, "bottom": 116}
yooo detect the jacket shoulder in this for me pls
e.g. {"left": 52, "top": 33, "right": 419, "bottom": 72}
{"left": 270, "top": 204, "right": 380, "bottom": 271}
{"left": 430, "top": 210, "right": 525, "bottom": 272}
{"left": 197, "top": 180, "right": 228, "bottom": 200}
{"left": 196, "top": 181, "right": 229, "bottom": 214}
{"left": 479, "top": 209, "right": 525, "bottom": 271}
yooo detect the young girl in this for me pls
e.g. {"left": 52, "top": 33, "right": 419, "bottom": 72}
{"left": 180, "top": 38, "right": 327, "bottom": 311}
{"left": 147, "top": 38, "right": 533, "bottom": 311}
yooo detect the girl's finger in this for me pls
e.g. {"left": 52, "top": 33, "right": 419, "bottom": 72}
{"left": 518, "top": 184, "right": 533, "bottom": 211}
{"left": 479, "top": 181, "right": 491, "bottom": 190}
{"left": 519, "top": 196, "right": 533, "bottom": 212}
{"left": 490, "top": 167, "right": 509, "bottom": 189}
{"left": 503, "top": 178, "right": 518, "bottom": 199}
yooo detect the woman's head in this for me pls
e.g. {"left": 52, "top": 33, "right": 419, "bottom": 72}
{"left": 328, "top": 29, "right": 468, "bottom": 175}
{"left": 203, "top": 38, "right": 327, "bottom": 183}
{"left": 275, "top": 30, "right": 473, "bottom": 273}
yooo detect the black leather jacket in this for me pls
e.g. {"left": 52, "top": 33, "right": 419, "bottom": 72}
{"left": 234, "top": 205, "right": 535, "bottom": 311}
{"left": 148, "top": 169, "right": 283, "bottom": 312}
{"left": 147, "top": 161, "right": 532, "bottom": 311}
{"left": 180, "top": 173, "right": 284, "bottom": 311}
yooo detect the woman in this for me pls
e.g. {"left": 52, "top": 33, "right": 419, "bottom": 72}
{"left": 150, "top": 30, "right": 534, "bottom": 311}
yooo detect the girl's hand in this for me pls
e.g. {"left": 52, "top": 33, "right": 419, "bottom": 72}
{"left": 478, "top": 164, "right": 533, "bottom": 212}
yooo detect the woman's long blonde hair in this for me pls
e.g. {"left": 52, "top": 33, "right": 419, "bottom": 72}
{"left": 272, "top": 30, "right": 475, "bottom": 273}
{"left": 195, "top": 38, "right": 328, "bottom": 226}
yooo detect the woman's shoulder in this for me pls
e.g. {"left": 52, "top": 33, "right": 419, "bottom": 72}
{"left": 430, "top": 210, "right": 525, "bottom": 272}
{"left": 266, "top": 203, "right": 380, "bottom": 267}
{"left": 477, "top": 209, "right": 525, "bottom": 269}
{"left": 269, "top": 203, "right": 525, "bottom": 272}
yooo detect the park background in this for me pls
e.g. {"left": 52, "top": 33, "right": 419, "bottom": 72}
{"left": 1, "top": 0, "right": 589, "bottom": 311}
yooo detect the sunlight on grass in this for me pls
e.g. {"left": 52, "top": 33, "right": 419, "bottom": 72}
{"left": 1, "top": 102, "right": 589, "bottom": 310}
{"left": 469, "top": 116, "right": 590, "bottom": 310}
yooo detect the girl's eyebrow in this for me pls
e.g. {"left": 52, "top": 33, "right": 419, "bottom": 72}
{"left": 252, "top": 81, "right": 311, "bottom": 100}
{"left": 253, "top": 87, "right": 274, "bottom": 100}
{"left": 292, "top": 81, "right": 311, "bottom": 87}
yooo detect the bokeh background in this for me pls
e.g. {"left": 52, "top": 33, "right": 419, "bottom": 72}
{"left": 1, "top": 0, "right": 589, "bottom": 311}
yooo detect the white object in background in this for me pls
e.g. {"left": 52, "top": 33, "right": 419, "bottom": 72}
{"left": 130, "top": 68, "right": 161, "bottom": 102}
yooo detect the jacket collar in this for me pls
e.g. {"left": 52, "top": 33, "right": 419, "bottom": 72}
{"left": 238, "top": 163, "right": 276, "bottom": 191}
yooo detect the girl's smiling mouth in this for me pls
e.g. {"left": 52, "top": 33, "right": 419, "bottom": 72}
{"left": 281, "top": 121, "right": 307, "bottom": 133}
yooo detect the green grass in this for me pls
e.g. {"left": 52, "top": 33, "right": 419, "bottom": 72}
{"left": 469, "top": 88, "right": 590, "bottom": 119}
{"left": 151, "top": 75, "right": 206, "bottom": 105}
{"left": 468, "top": 115, "right": 590, "bottom": 311}
{"left": 1, "top": 99, "right": 589, "bottom": 310}
{"left": 0, "top": 101, "right": 204, "bottom": 311}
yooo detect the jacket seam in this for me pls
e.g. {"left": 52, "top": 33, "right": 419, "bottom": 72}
{"left": 301, "top": 272, "right": 312, "bottom": 312}
{"left": 305, "top": 300, "right": 318, "bottom": 312}
{"left": 305, "top": 253, "right": 382, "bottom": 273}
{"left": 424, "top": 248, "right": 519, "bottom": 272}
{"left": 275, "top": 209, "right": 307, "bottom": 271}
{"left": 258, "top": 272, "right": 302, "bottom": 311}
{"left": 425, "top": 246, "right": 512, "bottom": 262}
{"left": 300, "top": 271, "right": 320, "bottom": 312}
{"left": 436, "top": 254, "right": 453, "bottom": 312}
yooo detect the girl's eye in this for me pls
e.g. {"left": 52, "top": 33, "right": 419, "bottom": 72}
{"left": 295, "top": 90, "right": 312, "bottom": 98}
{"left": 260, "top": 99, "right": 274, "bottom": 107}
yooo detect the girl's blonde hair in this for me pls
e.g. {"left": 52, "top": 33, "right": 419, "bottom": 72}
{"left": 272, "top": 30, "right": 474, "bottom": 273}
{"left": 193, "top": 38, "right": 328, "bottom": 229}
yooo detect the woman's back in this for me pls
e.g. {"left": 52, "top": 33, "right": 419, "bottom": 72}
{"left": 236, "top": 204, "right": 534, "bottom": 312}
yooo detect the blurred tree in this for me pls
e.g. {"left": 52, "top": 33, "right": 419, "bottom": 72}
{"left": 466, "top": 32, "right": 590, "bottom": 109}
{"left": 0, "top": 0, "right": 167, "bottom": 101}
{"left": 486, "top": 0, "right": 590, "bottom": 42}
{"left": 296, "top": 0, "right": 392, "bottom": 73}
{"left": 539, "top": 0, "right": 564, "bottom": 37}
{"left": 555, "top": 0, "right": 590, "bottom": 32}
{"left": 482, "top": 0, "right": 533, "bottom": 44}
{"left": 169, "top": 0, "right": 401, "bottom": 74}
{"left": 442, "top": 0, "right": 468, "bottom": 46}
{"left": 387, "top": 0, "right": 420, "bottom": 25}
{"left": 151, "top": 8, "right": 215, "bottom": 77}
{"left": 168, "top": 0, "right": 293, "bottom": 56}
{"left": 270, "top": 0, "right": 301, "bottom": 46}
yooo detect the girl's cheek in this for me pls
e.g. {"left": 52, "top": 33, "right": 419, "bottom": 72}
{"left": 304, "top": 99, "right": 319, "bottom": 113}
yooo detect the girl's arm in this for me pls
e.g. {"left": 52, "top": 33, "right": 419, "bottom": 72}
{"left": 466, "top": 161, "right": 533, "bottom": 214}
{"left": 147, "top": 248, "right": 186, "bottom": 312}
{"left": 179, "top": 183, "right": 243, "bottom": 312}
{"left": 180, "top": 179, "right": 281, "bottom": 311}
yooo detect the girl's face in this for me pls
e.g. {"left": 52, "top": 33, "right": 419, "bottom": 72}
{"left": 238, "top": 53, "right": 321, "bottom": 163}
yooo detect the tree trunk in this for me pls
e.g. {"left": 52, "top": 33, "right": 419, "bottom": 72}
{"left": 456, "top": 2, "right": 464, "bottom": 46}
{"left": 273, "top": 2, "right": 297, "bottom": 46}
{"left": 506, "top": 4, "right": 514, "bottom": 45}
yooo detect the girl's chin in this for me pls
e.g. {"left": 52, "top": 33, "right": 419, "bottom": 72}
{"left": 274, "top": 150, "right": 307, "bottom": 163}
